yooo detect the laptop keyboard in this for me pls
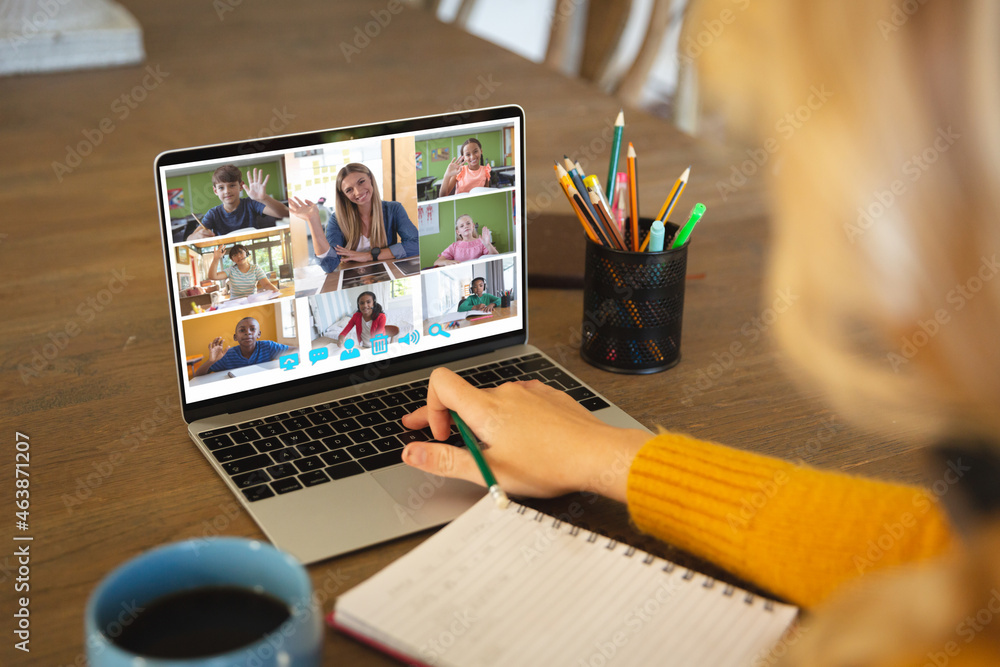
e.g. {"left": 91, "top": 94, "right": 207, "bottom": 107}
{"left": 197, "top": 354, "right": 610, "bottom": 503}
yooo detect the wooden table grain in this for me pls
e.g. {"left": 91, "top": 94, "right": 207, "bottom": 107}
{"left": 0, "top": 1, "right": 931, "bottom": 664}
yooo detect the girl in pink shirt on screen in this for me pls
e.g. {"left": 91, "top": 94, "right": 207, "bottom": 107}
{"left": 433, "top": 215, "right": 499, "bottom": 267}
{"left": 439, "top": 138, "right": 491, "bottom": 197}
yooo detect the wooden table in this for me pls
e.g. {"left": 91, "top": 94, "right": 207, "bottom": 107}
{"left": 319, "top": 258, "right": 417, "bottom": 294}
{"left": 0, "top": 1, "right": 933, "bottom": 664}
{"left": 424, "top": 306, "right": 515, "bottom": 335}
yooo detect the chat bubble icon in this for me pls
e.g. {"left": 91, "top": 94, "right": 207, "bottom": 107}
{"left": 279, "top": 353, "right": 300, "bottom": 371}
{"left": 309, "top": 348, "right": 329, "bottom": 365}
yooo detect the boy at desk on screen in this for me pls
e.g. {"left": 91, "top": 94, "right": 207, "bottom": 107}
{"left": 457, "top": 278, "right": 499, "bottom": 313}
{"left": 192, "top": 316, "right": 291, "bottom": 377}
{"left": 399, "top": 2, "right": 1000, "bottom": 666}
{"left": 188, "top": 166, "right": 289, "bottom": 240}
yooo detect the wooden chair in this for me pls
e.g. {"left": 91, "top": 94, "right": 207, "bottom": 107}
{"left": 437, "top": 1, "right": 694, "bottom": 130}
{"left": 384, "top": 325, "right": 400, "bottom": 342}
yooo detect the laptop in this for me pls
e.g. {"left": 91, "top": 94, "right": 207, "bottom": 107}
{"left": 155, "top": 105, "right": 649, "bottom": 564}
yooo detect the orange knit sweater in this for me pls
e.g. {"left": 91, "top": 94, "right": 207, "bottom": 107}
{"left": 626, "top": 432, "right": 955, "bottom": 609}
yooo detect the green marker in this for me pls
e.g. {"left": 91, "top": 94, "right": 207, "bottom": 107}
{"left": 670, "top": 203, "right": 706, "bottom": 249}
{"left": 450, "top": 410, "right": 509, "bottom": 509}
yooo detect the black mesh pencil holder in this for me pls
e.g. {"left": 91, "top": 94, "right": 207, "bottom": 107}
{"left": 581, "top": 221, "right": 687, "bottom": 374}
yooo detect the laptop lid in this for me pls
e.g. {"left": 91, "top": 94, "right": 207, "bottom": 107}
{"left": 155, "top": 106, "right": 527, "bottom": 424}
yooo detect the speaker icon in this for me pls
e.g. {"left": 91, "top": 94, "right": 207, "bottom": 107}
{"left": 400, "top": 330, "right": 420, "bottom": 346}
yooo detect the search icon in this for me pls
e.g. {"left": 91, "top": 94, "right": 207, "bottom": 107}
{"left": 428, "top": 323, "right": 451, "bottom": 338}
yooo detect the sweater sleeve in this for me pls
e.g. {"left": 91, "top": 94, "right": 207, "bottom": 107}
{"left": 372, "top": 313, "right": 386, "bottom": 336}
{"left": 339, "top": 312, "right": 361, "bottom": 340}
{"left": 626, "top": 432, "right": 955, "bottom": 609}
{"left": 385, "top": 201, "right": 419, "bottom": 259}
{"left": 320, "top": 213, "right": 347, "bottom": 273}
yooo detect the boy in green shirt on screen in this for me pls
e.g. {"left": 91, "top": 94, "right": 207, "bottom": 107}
{"left": 457, "top": 277, "right": 500, "bottom": 313}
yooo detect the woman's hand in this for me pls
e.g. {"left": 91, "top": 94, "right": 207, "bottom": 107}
{"left": 288, "top": 196, "right": 319, "bottom": 224}
{"left": 400, "top": 368, "right": 649, "bottom": 501}
{"left": 335, "top": 246, "right": 374, "bottom": 263}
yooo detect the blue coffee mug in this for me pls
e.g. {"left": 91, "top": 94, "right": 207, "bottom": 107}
{"left": 86, "top": 538, "right": 322, "bottom": 666}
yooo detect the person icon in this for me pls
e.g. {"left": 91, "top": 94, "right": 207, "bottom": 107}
{"left": 339, "top": 338, "right": 361, "bottom": 361}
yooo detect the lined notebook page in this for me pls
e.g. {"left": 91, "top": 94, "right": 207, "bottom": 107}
{"left": 334, "top": 495, "right": 798, "bottom": 667}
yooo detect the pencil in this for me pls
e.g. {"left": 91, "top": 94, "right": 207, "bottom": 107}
{"left": 555, "top": 164, "right": 604, "bottom": 245}
{"left": 626, "top": 143, "right": 638, "bottom": 251}
{"left": 564, "top": 157, "right": 602, "bottom": 227}
{"left": 605, "top": 110, "right": 624, "bottom": 201}
{"left": 583, "top": 174, "right": 611, "bottom": 212}
{"left": 589, "top": 189, "right": 626, "bottom": 250}
{"left": 450, "top": 410, "right": 509, "bottom": 509}
{"left": 655, "top": 166, "right": 690, "bottom": 223}
{"left": 572, "top": 189, "right": 612, "bottom": 247}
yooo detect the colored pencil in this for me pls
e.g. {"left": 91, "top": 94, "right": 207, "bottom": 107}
{"left": 655, "top": 166, "right": 690, "bottom": 223}
{"left": 589, "top": 189, "right": 626, "bottom": 251}
{"left": 555, "top": 163, "right": 607, "bottom": 245}
{"left": 564, "top": 157, "right": 602, "bottom": 228}
{"left": 605, "top": 110, "right": 624, "bottom": 201}
{"left": 626, "top": 143, "right": 638, "bottom": 251}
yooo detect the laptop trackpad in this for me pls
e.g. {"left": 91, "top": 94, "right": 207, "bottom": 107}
{"left": 372, "top": 466, "right": 484, "bottom": 526}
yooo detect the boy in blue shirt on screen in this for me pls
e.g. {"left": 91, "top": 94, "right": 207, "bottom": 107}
{"left": 192, "top": 317, "right": 291, "bottom": 377}
{"left": 189, "top": 165, "right": 289, "bottom": 239}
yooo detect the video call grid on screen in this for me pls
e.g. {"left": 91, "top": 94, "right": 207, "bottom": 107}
{"left": 157, "top": 110, "right": 526, "bottom": 408}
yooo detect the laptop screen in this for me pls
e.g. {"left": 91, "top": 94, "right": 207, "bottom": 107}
{"left": 155, "top": 106, "right": 526, "bottom": 421}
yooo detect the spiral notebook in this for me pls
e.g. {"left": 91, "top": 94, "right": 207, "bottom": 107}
{"left": 329, "top": 496, "right": 799, "bottom": 667}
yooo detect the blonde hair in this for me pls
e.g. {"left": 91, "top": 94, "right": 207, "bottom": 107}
{"left": 689, "top": 0, "right": 1000, "bottom": 438}
{"left": 455, "top": 214, "right": 479, "bottom": 240}
{"left": 685, "top": 2, "right": 1000, "bottom": 663}
{"left": 334, "top": 163, "right": 388, "bottom": 250}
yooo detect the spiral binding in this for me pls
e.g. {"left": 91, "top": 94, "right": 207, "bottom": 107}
{"left": 510, "top": 502, "right": 774, "bottom": 611}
